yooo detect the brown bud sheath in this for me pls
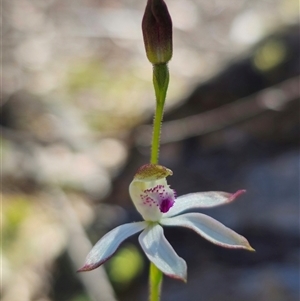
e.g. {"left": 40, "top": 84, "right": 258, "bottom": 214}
{"left": 142, "top": 0, "right": 173, "bottom": 65}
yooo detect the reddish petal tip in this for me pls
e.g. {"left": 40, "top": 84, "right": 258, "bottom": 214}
{"left": 165, "top": 272, "right": 187, "bottom": 283}
{"left": 77, "top": 265, "right": 91, "bottom": 273}
{"left": 228, "top": 189, "right": 246, "bottom": 202}
{"left": 77, "top": 263, "right": 101, "bottom": 273}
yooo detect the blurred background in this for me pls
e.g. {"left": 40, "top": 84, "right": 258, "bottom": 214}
{"left": 2, "top": 0, "right": 299, "bottom": 301}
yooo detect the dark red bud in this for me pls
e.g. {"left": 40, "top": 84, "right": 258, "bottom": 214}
{"left": 142, "top": 0, "right": 173, "bottom": 64}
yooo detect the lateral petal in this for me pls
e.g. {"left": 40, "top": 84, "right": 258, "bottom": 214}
{"left": 78, "top": 222, "right": 147, "bottom": 272}
{"left": 164, "top": 190, "right": 245, "bottom": 218}
{"left": 160, "top": 213, "right": 254, "bottom": 251}
{"left": 139, "top": 224, "right": 187, "bottom": 281}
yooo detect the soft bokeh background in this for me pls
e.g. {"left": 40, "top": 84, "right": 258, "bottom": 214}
{"left": 2, "top": 0, "right": 299, "bottom": 301}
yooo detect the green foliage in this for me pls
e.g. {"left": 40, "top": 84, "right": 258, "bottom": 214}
{"left": 107, "top": 243, "right": 144, "bottom": 289}
{"left": 3, "top": 196, "right": 31, "bottom": 248}
{"left": 253, "top": 39, "right": 287, "bottom": 72}
{"left": 66, "top": 61, "right": 108, "bottom": 94}
{"left": 64, "top": 60, "right": 147, "bottom": 132}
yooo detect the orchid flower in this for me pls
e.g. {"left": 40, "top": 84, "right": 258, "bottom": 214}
{"left": 78, "top": 164, "right": 254, "bottom": 281}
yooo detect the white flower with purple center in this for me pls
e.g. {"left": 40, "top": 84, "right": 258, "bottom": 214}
{"left": 79, "top": 164, "right": 254, "bottom": 281}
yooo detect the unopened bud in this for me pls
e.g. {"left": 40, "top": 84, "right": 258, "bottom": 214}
{"left": 142, "top": 0, "right": 173, "bottom": 65}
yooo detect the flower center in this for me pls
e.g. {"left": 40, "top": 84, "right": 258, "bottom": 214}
{"left": 140, "top": 184, "right": 175, "bottom": 213}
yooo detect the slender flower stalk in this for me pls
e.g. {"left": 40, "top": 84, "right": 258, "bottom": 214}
{"left": 151, "top": 64, "right": 169, "bottom": 164}
{"left": 142, "top": 0, "right": 172, "bottom": 167}
{"left": 142, "top": 0, "right": 173, "bottom": 295}
{"left": 149, "top": 262, "right": 163, "bottom": 301}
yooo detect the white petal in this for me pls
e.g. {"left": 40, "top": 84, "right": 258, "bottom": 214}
{"left": 160, "top": 213, "right": 254, "bottom": 250}
{"left": 163, "top": 190, "right": 245, "bottom": 218}
{"left": 78, "top": 222, "right": 147, "bottom": 271}
{"left": 139, "top": 224, "right": 187, "bottom": 281}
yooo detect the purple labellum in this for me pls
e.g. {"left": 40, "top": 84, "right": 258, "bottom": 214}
{"left": 141, "top": 184, "right": 176, "bottom": 213}
{"left": 159, "top": 197, "right": 175, "bottom": 213}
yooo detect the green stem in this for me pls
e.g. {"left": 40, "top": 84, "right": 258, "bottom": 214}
{"left": 150, "top": 64, "right": 169, "bottom": 164}
{"left": 149, "top": 262, "right": 163, "bottom": 301}
{"left": 149, "top": 64, "right": 169, "bottom": 300}
{"left": 151, "top": 100, "right": 164, "bottom": 164}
